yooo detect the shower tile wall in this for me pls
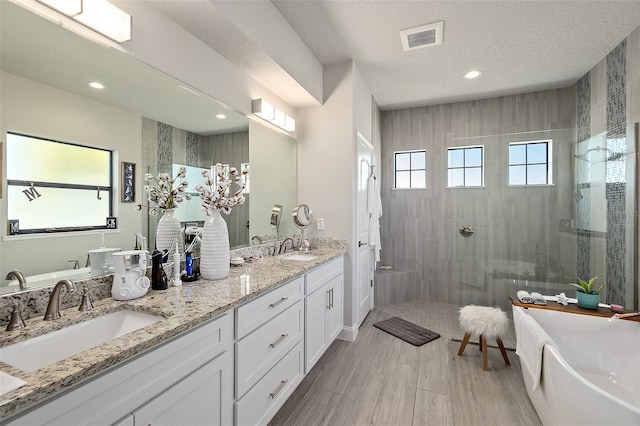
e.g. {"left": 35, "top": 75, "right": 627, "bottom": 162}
{"left": 606, "top": 40, "right": 627, "bottom": 306}
{"left": 379, "top": 87, "right": 576, "bottom": 310}
{"left": 200, "top": 131, "right": 250, "bottom": 248}
{"left": 186, "top": 132, "right": 200, "bottom": 166}
{"left": 576, "top": 27, "right": 639, "bottom": 309}
{"left": 576, "top": 74, "right": 591, "bottom": 281}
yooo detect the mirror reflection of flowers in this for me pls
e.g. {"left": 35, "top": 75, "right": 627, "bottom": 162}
{"left": 135, "top": 167, "right": 192, "bottom": 215}
{"left": 196, "top": 163, "right": 249, "bottom": 215}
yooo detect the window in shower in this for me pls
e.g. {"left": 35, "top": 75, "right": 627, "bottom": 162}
{"left": 508, "top": 140, "right": 552, "bottom": 185}
{"left": 394, "top": 150, "right": 426, "bottom": 189}
{"left": 447, "top": 146, "right": 484, "bottom": 187}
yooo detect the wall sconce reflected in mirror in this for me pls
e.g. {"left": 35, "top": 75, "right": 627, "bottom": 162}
{"left": 252, "top": 99, "right": 296, "bottom": 133}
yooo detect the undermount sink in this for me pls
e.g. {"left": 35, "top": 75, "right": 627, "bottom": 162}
{"left": 0, "top": 310, "right": 163, "bottom": 373}
{"left": 283, "top": 253, "right": 318, "bottom": 261}
{"left": 0, "top": 371, "right": 27, "bottom": 397}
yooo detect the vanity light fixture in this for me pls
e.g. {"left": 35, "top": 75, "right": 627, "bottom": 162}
{"left": 252, "top": 98, "right": 295, "bottom": 132}
{"left": 36, "top": 0, "right": 131, "bottom": 42}
{"left": 88, "top": 81, "right": 105, "bottom": 89}
{"left": 464, "top": 70, "right": 482, "bottom": 79}
{"left": 37, "top": 0, "right": 82, "bottom": 15}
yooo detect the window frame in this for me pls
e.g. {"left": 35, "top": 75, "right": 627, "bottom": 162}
{"left": 6, "top": 131, "right": 114, "bottom": 235}
{"left": 446, "top": 145, "right": 485, "bottom": 188}
{"left": 393, "top": 149, "right": 427, "bottom": 190}
{"left": 508, "top": 139, "right": 553, "bottom": 186}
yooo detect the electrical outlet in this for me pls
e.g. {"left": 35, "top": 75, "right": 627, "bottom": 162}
{"left": 317, "top": 218, "right": 325, "bottom": 230}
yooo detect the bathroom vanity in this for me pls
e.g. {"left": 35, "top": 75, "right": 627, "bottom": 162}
{"left": 0, "top": 249, "right": 345, "bottom": 425}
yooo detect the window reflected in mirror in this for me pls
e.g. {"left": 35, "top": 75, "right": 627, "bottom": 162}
{"left": 6, "top": 132, "right": 113, "bottom": 233}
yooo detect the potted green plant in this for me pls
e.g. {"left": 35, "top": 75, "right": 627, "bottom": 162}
{"left": 569, "top": 274, "right": 604, "bottom": 310}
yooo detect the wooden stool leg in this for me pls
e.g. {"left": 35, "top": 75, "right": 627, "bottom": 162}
{"left": 496, "top": 338, "right": 511, "bottom": 366}
{"left": 478, "top": 335, "right": 483, "bottom": 351}
{"left": 458, "top": 332, "right": 471, "bottom": 356}
{"left": 481, "top": 336, "right": 489, "bottom": 371}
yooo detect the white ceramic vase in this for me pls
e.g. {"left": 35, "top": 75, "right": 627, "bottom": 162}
{"left": 200, "top": 210, "right": 230, "bottom": 280}
{"left": 156, "top": 209, "right": 182, "bottom": 259}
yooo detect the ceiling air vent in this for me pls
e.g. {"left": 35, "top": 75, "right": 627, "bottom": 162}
{"left": 400, "top": 21, "right": 444, "bottom": 51}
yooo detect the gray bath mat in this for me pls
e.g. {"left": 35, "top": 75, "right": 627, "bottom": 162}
{"left": 373, "top": 316, "right": 441, "bottom": 346}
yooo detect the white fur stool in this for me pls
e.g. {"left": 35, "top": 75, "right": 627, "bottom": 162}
{"left": 457, "top": 305, "right": 510, "bottom": 371}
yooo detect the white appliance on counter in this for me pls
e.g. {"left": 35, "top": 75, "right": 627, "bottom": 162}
{"left": 111, "top": 250, "right": 150, "bottom": 301}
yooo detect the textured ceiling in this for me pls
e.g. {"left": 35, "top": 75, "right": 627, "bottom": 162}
{"left": 272, "top": 0, "right": 640, "bottom": 110}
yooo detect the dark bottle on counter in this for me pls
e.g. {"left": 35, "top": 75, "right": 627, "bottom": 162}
{"left": 151, "top": 245, "right": 168, "bottom": 290}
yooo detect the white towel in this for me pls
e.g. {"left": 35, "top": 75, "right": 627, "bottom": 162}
{"left": 529, "top": 292, "right": 547, "bottom": 305}
{"left": 516, "top": 290, "right": 533, "bottom": 304}
{"left": 513, "top": 307, "right": 554, "bottom": 391}
{"left": 367, "top": 174, "right": 382, "bottom": 264}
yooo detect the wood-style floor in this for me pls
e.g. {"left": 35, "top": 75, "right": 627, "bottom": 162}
{"left": 270, "top": 300, "right": 541, "bottom": 426}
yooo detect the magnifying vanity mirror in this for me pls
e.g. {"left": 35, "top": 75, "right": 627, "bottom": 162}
{"left": 292, "top": 204, "right": 313, "bottom": 251}
{"left": 0, "top": 1, "right": 296, "bottom": 295}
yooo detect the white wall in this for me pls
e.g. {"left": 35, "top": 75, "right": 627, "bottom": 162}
{"left": 114, "top": 1, "right": 298, "bottom": 131}
{"left": 297, "top": 61, "right": 375, "bottom": 337}
{"left": 0, "top": 72, "right": 143, "bottom": 276}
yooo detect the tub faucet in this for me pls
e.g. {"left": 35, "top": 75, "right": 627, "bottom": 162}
{"left": 68, "top": 259, "right": 80, "bottom": 269}
{"left": 279, "top": 238, "right": 294, "bottom": 254}
{"left": 44, "top": 279, "right": 77, "bottom": 321}
{"left": 5, "top": 270, "right": 27, "bottom": 290}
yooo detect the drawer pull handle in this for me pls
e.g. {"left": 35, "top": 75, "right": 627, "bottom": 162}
{"left": 269, "top": 334, "right": 289, "bottom": 348}
{"left": 269, "top": 297, "right": 288, "bottom": 308}
{"left": 269, "top": 380, "right": 288, "bottom": 399}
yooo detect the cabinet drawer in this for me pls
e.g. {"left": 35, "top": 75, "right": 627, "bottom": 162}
{"left": 235, "top": 342, "right": 304, "bottom": 426}
{"left": 236, "top": 276, "right": 303, "bottom": 339}
{"left": 306, "top": 257, "right": 344, "bottom": 295}
{"left": 236, "top": 300, "right": 303, "bottom": 398}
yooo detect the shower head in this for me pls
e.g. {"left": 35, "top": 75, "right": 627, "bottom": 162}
{"left": 573, "top": 146, "right": 608, "bottom": 162}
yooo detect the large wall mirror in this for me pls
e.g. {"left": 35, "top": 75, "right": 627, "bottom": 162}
{"left": 0, "top": 1, "right": 296, "bottom": 293}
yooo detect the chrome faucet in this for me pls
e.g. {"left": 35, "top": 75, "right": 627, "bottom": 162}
{"left": 251, "top": 235, "right": 264, "bottom": 244}
{"left": 68, "top": 259, "right": 80, "bottom": 269}
{"left": 5, "top": 270, "right": 27, "bottom": 290}
{"left": 279, "top": 238, "right": 294, "bottom": 254}
{"left": 44, "top": 279, "right": 77, "bottom": 321}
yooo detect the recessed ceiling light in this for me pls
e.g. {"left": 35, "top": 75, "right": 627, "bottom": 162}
{"left": 464, "top": 70, "right": 482, "bottom": 79}
{"left": 88, "top": 81, "right": 105, "bottom": 89}
{"left": 216, "top": 114, "right": 226, "bottom": 119}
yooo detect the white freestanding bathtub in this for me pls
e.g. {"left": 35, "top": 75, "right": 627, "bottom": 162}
{"left": 512, "top": 305, "right": 640, "bottom": 426}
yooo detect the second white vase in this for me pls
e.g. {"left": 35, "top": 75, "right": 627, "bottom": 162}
{"left": 200, "top": 210, "right": 230, "bottom": 280}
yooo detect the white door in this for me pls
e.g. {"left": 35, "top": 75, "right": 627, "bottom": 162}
{"left": 356, "top": 132, "right": 375, "bottom": 326}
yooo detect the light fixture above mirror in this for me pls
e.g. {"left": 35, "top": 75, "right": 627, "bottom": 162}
{"left": 252, "top": 98, "right": 295, "bottom": 132}
{"left": 36, "top": 0, "right": 131, "bottom": 42}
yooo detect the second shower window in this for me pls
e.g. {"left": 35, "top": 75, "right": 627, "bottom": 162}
{"left": 447, "top": 146, "right": 484, "bottom": 187}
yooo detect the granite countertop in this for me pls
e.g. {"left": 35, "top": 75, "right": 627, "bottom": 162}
{"left": 0, "top": 248, "right": 345, "bottom": 420}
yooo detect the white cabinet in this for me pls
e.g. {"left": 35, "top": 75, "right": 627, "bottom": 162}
{"left": 234, "top": 277, "right": 305, "bottom": 426}
{"left": 304, "top": 257, "right": 344, "bottom": 372}
{"left": 235, "top": 341, "right": 304, "bottom": 426}
{"left": 134, "top": 350, "right": 233, "bottom": 426}
{"left": 5, "top": 314, "right": 234, "bottom": 426}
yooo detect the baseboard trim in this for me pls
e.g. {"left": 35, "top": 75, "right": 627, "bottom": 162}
{"left": 338, "top": 325, "right": 357, "bottom": 342}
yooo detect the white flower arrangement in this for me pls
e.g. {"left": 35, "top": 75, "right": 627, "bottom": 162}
{"left": 195, "top": 163, "right": 248, "bottom": 215}
{"left": 135, "top": 166, "right": 192, "bottom": 215}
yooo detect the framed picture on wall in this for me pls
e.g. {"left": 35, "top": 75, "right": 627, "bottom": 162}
{"left": 121, "top": 161, "right": 135, "bottom": 203}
